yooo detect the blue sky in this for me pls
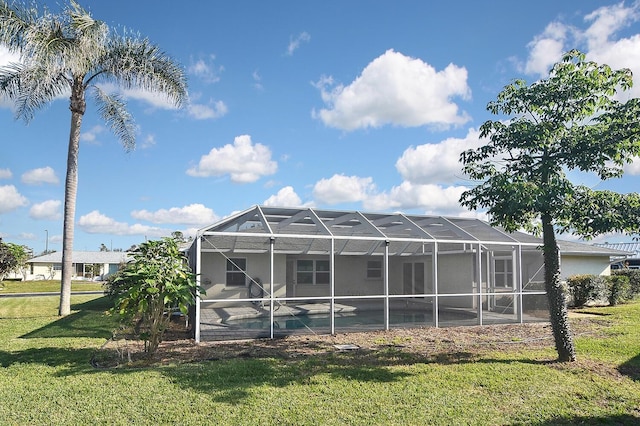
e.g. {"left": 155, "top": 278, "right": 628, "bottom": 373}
{"left": 2, "top": 0, "right": 640, "bottom": 253}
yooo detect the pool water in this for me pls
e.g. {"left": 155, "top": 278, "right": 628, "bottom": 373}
{"left": 224, "top": 311, "right": 432, "bottom": 330}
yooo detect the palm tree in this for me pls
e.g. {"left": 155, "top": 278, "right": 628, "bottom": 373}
{"left": 0, "top": 0, "right": 187, "bottom": 315}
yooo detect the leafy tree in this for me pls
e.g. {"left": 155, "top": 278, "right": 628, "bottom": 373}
{"left": 171, "top": 231, "right": 186, "bottom": 243}
{"left": 0, "top": 238, "right": 18, "bottom": 282}
{"left": 460, "top": 50, "right": 640, "bottom": 362}
{"left": 0, "top": 239, "right": 30, "bottom": 281}
{"left": 110, "top": 238, "right": 201, "bottom": 356}
{"left": 0, "top": 1, "right": 187, "bottom": 316}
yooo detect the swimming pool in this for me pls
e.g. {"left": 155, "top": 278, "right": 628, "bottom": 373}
{"left": 223, "top": 310, "right": 433, "bottom": 331}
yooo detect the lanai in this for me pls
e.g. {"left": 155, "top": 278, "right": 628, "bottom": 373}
{"left": 187, "top": 205, "right": 548, "bottom": 342}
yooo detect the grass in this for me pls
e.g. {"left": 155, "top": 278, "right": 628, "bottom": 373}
{"left": 0, "top": 297, "right": 639, "bottom": 425}
{"left": 0, "top": 279, "right": 104, "bottom": 293}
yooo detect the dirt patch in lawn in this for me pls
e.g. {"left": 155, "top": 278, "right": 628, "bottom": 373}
{"left": 94, "top": 315, "right": 614, "bottom": 376}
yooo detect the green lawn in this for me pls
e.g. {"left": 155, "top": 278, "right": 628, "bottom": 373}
{"left": 0, "top": 279, "right": 104, "bottom": 293}
{"left": 0, "top": 296, "right": 639, "bottom": 425}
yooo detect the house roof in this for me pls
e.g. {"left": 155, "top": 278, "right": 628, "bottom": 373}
{"left": 199, "top": 205, "right": 533, "bottom": 244}
{"left": 558, "top": 240, "right": 630, "bottom": 257}
{"left": 594, "top": 242, "right": 640, "bottom": 258}
{"left": 196, "top": 206, "right": 630, "bottom": 258}
{"left": 28, "top": 251, "right": 131, "bottom": 264}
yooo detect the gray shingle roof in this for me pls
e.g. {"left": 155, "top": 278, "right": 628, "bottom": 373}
{"left": 28, "top": 251, "right": 131, "bottom": 264}
{"left": 594, "top": 242, "right": 640, "bottom": 258}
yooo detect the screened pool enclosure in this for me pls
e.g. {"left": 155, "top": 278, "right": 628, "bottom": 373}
{"left": 187, "top": 206, "right": 549, "bottom": 342}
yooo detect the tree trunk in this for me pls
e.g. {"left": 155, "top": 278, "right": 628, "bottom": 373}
{"left": 541, "top": 215, "right": 576, "bottom": 362}
{"left": 59, "top": 80, "right": 85, "bottom": 316}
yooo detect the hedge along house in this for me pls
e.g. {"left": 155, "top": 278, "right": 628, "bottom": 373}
{"left": 187, "top": 206, "right": 618, "bottom": 342}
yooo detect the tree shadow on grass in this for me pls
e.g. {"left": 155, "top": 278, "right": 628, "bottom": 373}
{"left": 21, "top": 296, "right": 118, "bottom": 340}
{"left": 160, "top": 347, "right": 555, "bottom": 404}
{"left": 166, "top": 353, "right": 415, "bottom": 404}
{"left": 0, "top": 297, "right": 119, "bottom": 375}
{"left": 531, "top": 414, "right": 640, "bottom": 425}
{"left": 619, "top": 353, "right": 640, "bottom": 381}
{"left": 0, "top": 347, "right": 97, "bottom": 374}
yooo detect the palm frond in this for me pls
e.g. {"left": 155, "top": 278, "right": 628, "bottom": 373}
{"left": 93, "top": 86, "right": 136, "bottom": 152}
{"left": 0, "top": 0, "right": 38, "bottom": 51}
{"left": 98, "top": 36, "right": 188, "bottom": 109}
{"left": 0, "top": 62, "right": 69, "bottom": 122}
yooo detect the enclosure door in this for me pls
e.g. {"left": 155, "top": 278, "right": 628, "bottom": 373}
{"left": 490, "top": 257, "right": 514, "bottom": 312}
{"left": 403, "top": 262, "right": 425, "bottom": 295}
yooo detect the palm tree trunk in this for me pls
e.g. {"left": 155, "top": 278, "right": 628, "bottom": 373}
{"left": 541, "top": 214, "right": 576, "bottom": 362}
{"left": 59, "top": 81, "right": 85, "bottom": 316}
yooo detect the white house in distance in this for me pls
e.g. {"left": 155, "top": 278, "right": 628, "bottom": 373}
{"left": 186, "top": 205, "right": 626, "bottom": 342}
{"left": 25, "top": 251, "right": 130, "bottom": 281}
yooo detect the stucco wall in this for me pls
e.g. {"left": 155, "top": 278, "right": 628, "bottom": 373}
{"left": 560, "top": 255, "right": 611, "bottom": 280}
{"left": 200, "top": 251, "right": 287, "bottom": 300}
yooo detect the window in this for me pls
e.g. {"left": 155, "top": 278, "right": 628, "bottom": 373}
{"left": 226, "top": 258, "right": 247, "bottom": 286}
{"left": 296, "top": 259, "right": 330, "bottom": 285}
{"left": 53, "top": 263, "right": 62, "bottom": 271}
{"left": 367, "top": 260, "right": 382, "bottom": 279}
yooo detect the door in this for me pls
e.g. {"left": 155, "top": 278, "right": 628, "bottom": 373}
{"left": 403, "top": 262, "right": 425, "bottom": 295}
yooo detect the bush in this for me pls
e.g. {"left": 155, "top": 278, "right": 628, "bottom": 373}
{"left": 612, "top": 269, "right": 640, "bottom": 299}
{"left": 110, "top": 238, "right": 202, "bottom": 356}
{"left": 606, "top": 275, "right": 631, "bottom": 306}
{"left": 567, "top": 274, "right": 606, "bottom": 307}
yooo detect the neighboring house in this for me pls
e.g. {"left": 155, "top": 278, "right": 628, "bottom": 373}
{"left": 186, "top": 205, "right": 628, "bottom": 342}
{"left": 594, "top": 242, "right": 640, "bottom": 269}
{"left": 558, "top": 240, "right": 630, "bottom": 275}
{"left": 26, "top": 251, "right": 131, "bottom": 281}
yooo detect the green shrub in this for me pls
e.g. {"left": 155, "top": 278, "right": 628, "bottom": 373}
{"left": 111, "top": 238, "right": 202, "bottom": 356}
{"left": 606, "top": 275, "right": 631, "bottom": 306}
{"left": 567, "top": 274, "right": 606, "bottom": 307}
{"left": 613, "top": 269, "right": 640, "bottom": 299}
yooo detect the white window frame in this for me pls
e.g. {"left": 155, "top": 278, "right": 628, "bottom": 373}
{"left": 296, "top": 259, "right": 330, "bottom": 285}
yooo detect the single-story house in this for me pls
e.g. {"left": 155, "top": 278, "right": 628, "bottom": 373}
{"left": 594, "top": 242, "right": 640, "bottom": 269}
{"left": 186, "top": 205, "right": 627, "bottom": 342}
{"left": 25, "top": 251, "right": 130, "bottom": 281}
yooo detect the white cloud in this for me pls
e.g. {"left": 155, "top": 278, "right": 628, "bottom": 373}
{"left": 396, "top": 128, "right": 482, "bottom": 184}
{"left": 0, "top": 168, "right": 12, "bottom": 179}
{"left": 253, "top": 70, "right": 263, "bottom": 91}
{"left": 131, "top": 203, "right": 218, "bottom": 226}
{"left": 140, "top": 134, "right": 156, "bottom": 149}
{"left": 313, "top": 174, "right": 376, "bottom": 204}
{"left": 523, "top": 2, "right": 640, "bottom": 97}
{"left": 524, "top": 22, "right": 569, "bottom": 75}
{"left": 188, "top": 54, "right": 224, "bottom": 83}
{"left": 29, "top": 200, "right": 62, "bottom": 220}
{"left": 124, "top": 87, "right": 183, "bottom": 110}
{"left": 313, "top": 49, "right": 471, "bottom": 131}
{"left": 21, "top": 167, "right": 59, "bottom": 185}
{"left": 187, "top": 135, "right": 278, "bottom": 183}
{"left": 363, "top": 181, "right": 468, "bottom": 215}
{"left": 624, "top": 157, "right": 640, "bottom": 175}
{"left": 0, "top": 185, "right": 28, "bottom": 213}
{"left": 287, "top": 32, "right": 311, "bottom": 56}
{"left": 264, "top": 186, "right": 310, "bottom": 207}
{"left": 77, "top": 210, "right": 169, "bottom": 237}
{"left": 80, "top": 125, "right": 105, "bottom": 145}
{"left": 583, "top": 2, "right": 638, "bottom": 50}
{"left": 187, "top": 100, "right": 228, "bottom": 120}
